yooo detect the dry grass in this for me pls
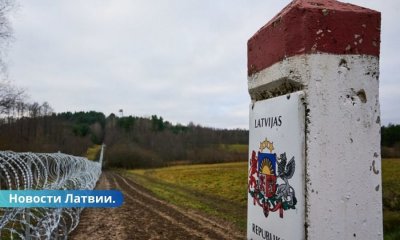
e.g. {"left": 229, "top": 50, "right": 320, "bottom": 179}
{"left": 126, "top": 159, "right": 400, "bottom": 238}
{"left": 86, "top": 144, "right": 101, "bottom": 160}
{"left": 382, "top": 158, "right": 400, "bottom": 240}
{"left": 127, "top": 162, "right": 248, "bottom": 231}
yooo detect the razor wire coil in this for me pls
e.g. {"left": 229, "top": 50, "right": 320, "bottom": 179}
{"left": 0, "top": 151, "right": 102, "bottom": 239}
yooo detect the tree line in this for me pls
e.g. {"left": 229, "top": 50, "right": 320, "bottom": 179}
{"left": 1, "top": 80, "right": 399, "bottom": 168}
{"left": 103, "top": 114, "right": 248, "bottom": 168}
{"left": 381, "top": 124, "right": 400, "bottom": 158}
{"left": 0, "top": 109, "right": 249, "bottom": 168}
{"left": 0, "top": 79, "right": 55, "bottom": 122}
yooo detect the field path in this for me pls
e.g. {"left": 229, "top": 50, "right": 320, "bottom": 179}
{"left": 70, "top": 171, "right": 244, "bottom": 240}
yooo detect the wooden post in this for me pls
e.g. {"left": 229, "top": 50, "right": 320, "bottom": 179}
{"left": 247, "top": 0, "right": 382, "bottom": 239}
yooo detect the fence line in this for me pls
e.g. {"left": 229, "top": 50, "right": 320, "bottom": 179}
{"left": 0, "top": 149, "right": 102, "bottom": 239}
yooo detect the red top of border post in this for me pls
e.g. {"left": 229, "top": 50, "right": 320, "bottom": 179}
{"left": 247, "top": 0, "right": 381, "bottom": 76}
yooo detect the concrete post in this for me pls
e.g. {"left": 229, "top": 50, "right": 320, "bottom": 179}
{"left": 99, "top": 144, "right": 105, "bottom": 166}
{"left": 247, "top": 0, "right": 382, "bottom": 239}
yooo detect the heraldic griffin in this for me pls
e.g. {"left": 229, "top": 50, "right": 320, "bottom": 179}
{"left": 276, "top": 153, "right": 296, "bottom": 207}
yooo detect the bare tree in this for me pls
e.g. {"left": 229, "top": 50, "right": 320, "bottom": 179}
{"left": 0, "top": 0, "right": 15, "bottom": 75}
{"left": 0, "top": 79, "right": 24, "bottom": 116}
{"left": 30, "top": 102, "right": 41, "bottom": 118}
{"left": 41, "top": 101, "right": 53, "bottom": 116}
{"left": 15, "top": 100, "right": 26, "bottom": 117}
{"left": 0, "top": 0, "right": 18, "bottom": 119}
{"left": 0, "top": 0, "right": 14, "bottom": 38}
{"left": 28, "top": 102, "right": 41, "bottom": 118}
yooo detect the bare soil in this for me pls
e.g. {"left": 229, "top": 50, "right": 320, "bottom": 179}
{"left": 69, "top": 171, "right": 245, "bottom": 240}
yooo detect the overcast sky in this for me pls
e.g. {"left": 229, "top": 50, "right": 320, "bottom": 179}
{"left": 7, "top": 0, "right": 400, "bottom": 129}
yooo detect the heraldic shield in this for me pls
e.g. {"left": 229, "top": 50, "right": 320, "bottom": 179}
{"left": 248, "top": 144, "right": 297, "bottom": 219}
{"left": 257, "top": 152, "right": 277, "bottom": 198}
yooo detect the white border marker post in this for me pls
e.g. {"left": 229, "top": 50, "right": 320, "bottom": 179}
{"left": 247, "top": 0, "right": 382, "bottom": 239}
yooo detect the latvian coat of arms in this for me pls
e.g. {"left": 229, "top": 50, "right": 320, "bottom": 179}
{"left": 248, "top": 138, "right": 297, "bottom": 218}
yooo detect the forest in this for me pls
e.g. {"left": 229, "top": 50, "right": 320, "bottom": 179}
{"left": 382, "top": 124, "right": 400, "bottom": 158}
{"left": 1, "top": 80, "right": 399, "bottom": 168}
{"left": 0, "top": 86, "right": 249, "bottom": 168}
{"left": 0, "top": 108, "right": 399, "bottom": 169}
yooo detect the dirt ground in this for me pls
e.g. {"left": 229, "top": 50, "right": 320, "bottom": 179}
{"left": 69, "top": 171, "right": 245, "bottom": 240}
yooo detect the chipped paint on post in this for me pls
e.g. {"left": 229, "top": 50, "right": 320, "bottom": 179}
{"left": 303, "top": 54, "right": 382, "bottom": 240}
{"left": 247, "top": 0, "right": 382, "bottom": 239}
{"left": 248, "top": 92, "right": 306, "bottom": 240}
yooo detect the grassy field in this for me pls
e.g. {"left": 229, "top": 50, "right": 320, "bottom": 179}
{"left": 219, "top": 144, "right": 248, "bottom": 153}
{"left": 126, "top": 159, "right": 400, "bottom": 238}
{"left": 86, "top": 144, "right": 101, "bottom": 160}
{"left": 382, "top": 159, "right": 400, "bottom": 240}
{"left": 126, "top": 162, "right": 248, "bottom": 232}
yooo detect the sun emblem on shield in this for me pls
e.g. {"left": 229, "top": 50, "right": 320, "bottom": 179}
{"left": 248, "top": 138, "right": 297, "bottom": 218}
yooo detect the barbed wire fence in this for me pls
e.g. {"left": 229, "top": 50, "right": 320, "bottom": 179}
{"left": 0, "top": 145, "right": 104, "bottom": 239}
